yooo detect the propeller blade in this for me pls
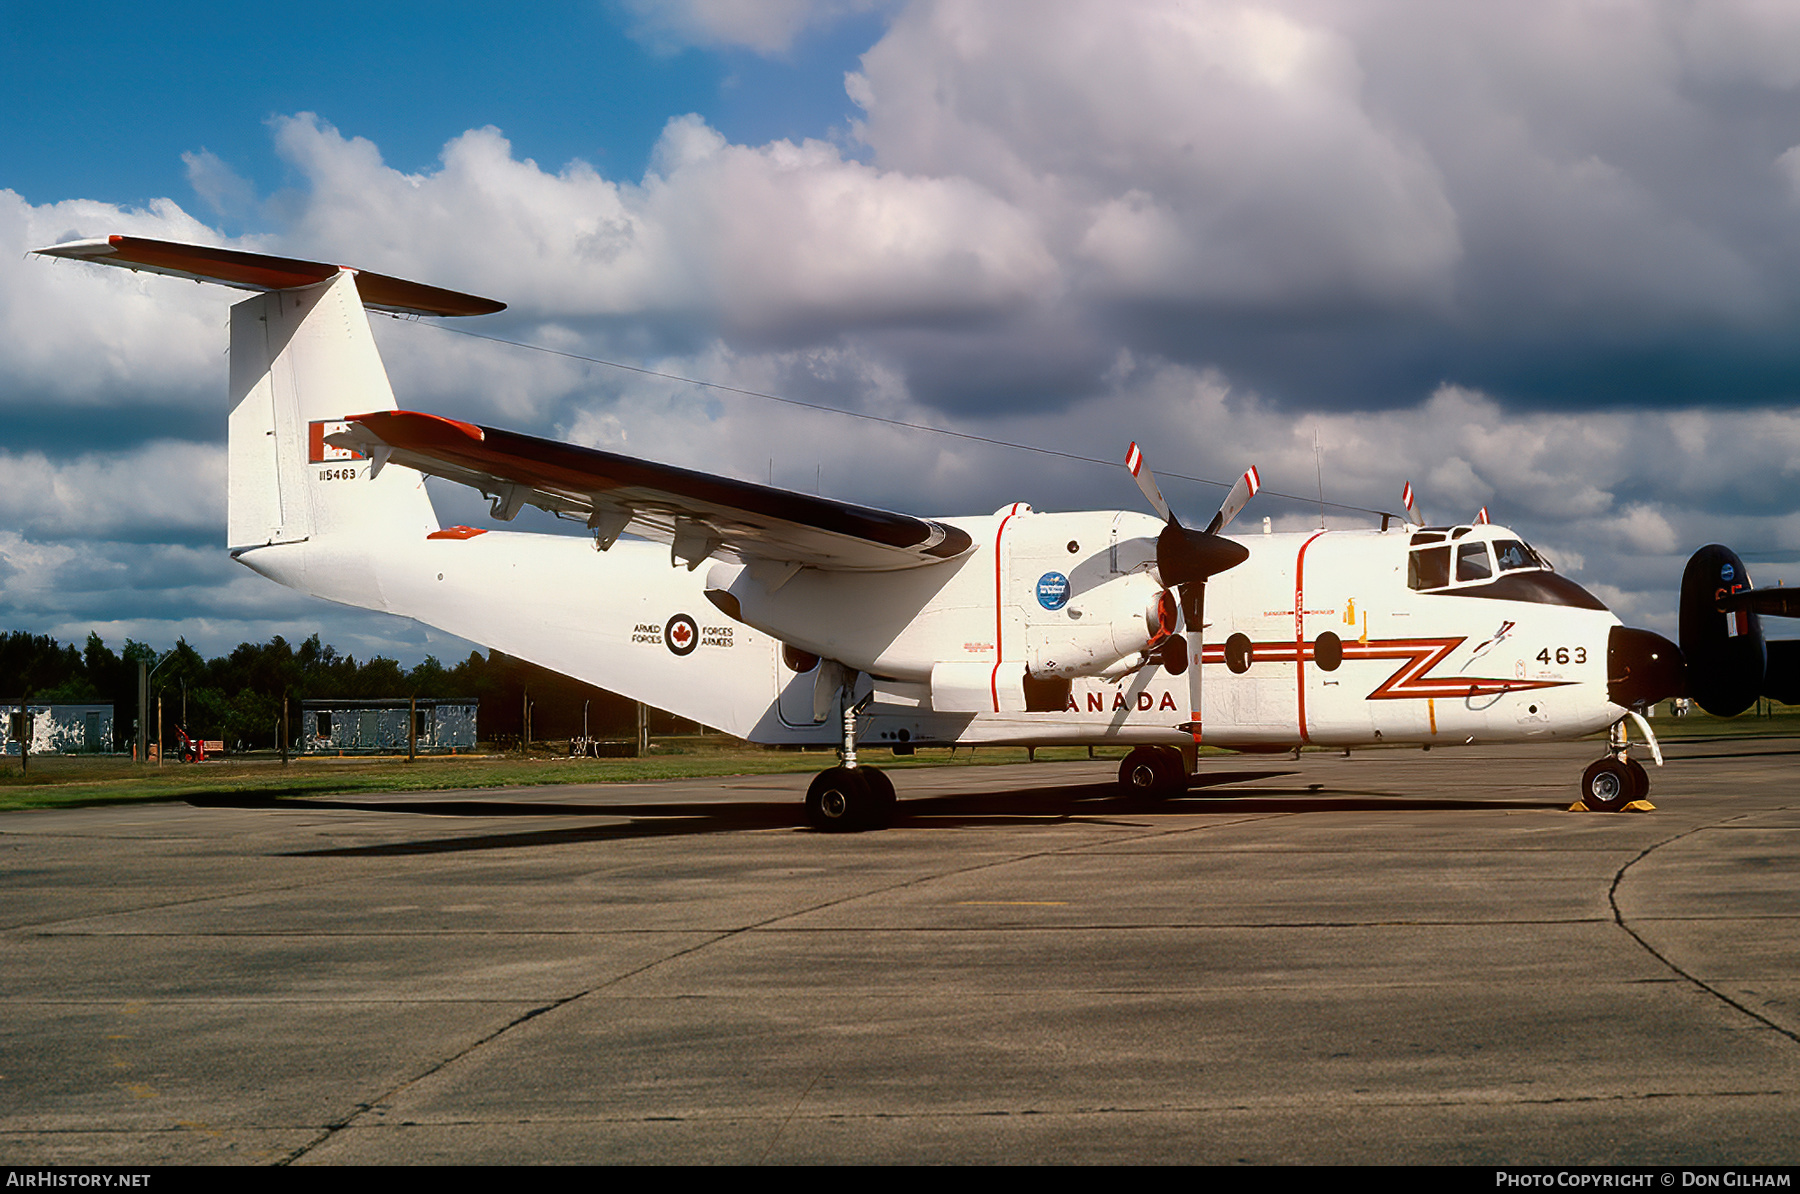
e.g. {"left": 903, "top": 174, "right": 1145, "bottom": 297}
{"left": 1402, "top": 481, "right": 1422, "bottom": 526}
{"left": 1204, "top": 466, "right": 1261, "bottom": 536}
{"left": 1475, "top": 506, "right": 1489, "bottom": 525}
{"left": 1183, "top": 583, "right": 1206, "bottom": 751}
{"left": 1125, "top": 442, "right": 1174, "bottom": 523}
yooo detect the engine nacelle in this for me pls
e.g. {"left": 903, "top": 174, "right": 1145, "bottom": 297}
{"left": 1023, "top": 571, "right": 1175, "bottom": 678}
{"left": 701, "top": 508, "right": 1180, "bottom": 685}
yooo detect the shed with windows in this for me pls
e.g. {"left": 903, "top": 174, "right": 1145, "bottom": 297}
{"left": 299, "top": 698, "right": 478, "bottom": 754}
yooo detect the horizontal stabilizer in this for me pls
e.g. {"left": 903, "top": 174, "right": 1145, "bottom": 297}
{"left": 1765, "top": 639, "right": 1800, "bottom": 706}
{"left": 1717, "top": 586, "right": 1800, "bottom": 619}
{"left": 33, "top": 235, "right": 505, "bottom": 317}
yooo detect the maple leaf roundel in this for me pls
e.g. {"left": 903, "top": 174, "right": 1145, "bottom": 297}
{"left": 665, "top": 613, "right": 699, "bottom": 656}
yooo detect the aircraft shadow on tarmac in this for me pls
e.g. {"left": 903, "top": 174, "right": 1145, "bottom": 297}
{"left": 192, "top": 768, "right": 1577, "bottom": 857}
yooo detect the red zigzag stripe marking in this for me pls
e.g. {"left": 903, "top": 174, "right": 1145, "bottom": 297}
{"left": 1198, "top": 637, "right": 1571, "bottom": 701}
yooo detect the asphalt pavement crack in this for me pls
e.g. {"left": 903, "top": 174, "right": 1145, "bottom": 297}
{"left": 1608, "top": 811, "right": 1800, "bottom": 1051}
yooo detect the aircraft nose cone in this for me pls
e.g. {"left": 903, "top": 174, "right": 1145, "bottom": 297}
{"left": 1608, "top": 626, "right": 1685, "bottom": 709}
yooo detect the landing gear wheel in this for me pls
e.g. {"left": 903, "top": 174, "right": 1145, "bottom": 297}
{"left": 861, "top": 767, "right": 897, "bottom": 829}
{"left": 1626, "top": 758, "right": 1649, "bottom": 804}
{"left": 1580, "top": 758, "right": 1633, "bottom": 812}
{"left": 1118, "top": 746, "right": 1186, "bottom": 803}
{"left": 806, "top": 767, "right": 876, "bottom": 832}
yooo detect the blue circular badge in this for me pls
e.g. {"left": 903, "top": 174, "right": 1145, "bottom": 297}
{"left": 1722, "top": 563, "right": 1736, "bottom": 581}
{"left": 1037, "top": 571, "right": 1071, "bottom": 610}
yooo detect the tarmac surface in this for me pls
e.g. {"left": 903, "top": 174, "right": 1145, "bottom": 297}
{"left": 1, "top": 737, "right": 1797, "bottom": 1166}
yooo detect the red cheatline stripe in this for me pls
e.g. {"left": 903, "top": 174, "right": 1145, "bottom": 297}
{"left": 990, "top": 504, "right": 1024, "bottom": 712}
{"left": 1293, "top": 530, "right": 1328, "bottom": 743}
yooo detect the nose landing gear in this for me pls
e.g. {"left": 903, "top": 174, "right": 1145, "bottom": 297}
{"left": 1579, "top": 713, "right": 1657, "bottom": 812}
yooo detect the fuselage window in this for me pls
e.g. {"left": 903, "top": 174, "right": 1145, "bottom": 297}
{"left": 1456, "top": 542, "right": 1493, "bottom": 582}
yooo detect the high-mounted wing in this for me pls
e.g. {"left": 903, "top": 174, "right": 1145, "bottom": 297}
{"left": 34, "top": 236, "right": 505, "bottom": 317}
{"left": 334, "top": 411, "right": 973, "bottom": 572}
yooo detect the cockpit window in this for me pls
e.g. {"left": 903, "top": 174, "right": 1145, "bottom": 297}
{"left": 1408, "top": 545, "right": 1451, "bottom": 590}
{"left": 1493, "top": 539, "right": 1544, "bottom": 572}
{"left": 1410, "top": 527, "right": 1548, "bottom": 592}
{"left": 1456, "top": 542, "right": 1493, "bottom": 582}
{"left": 1406, "top": 525, "right": 1600, "bottom": 607}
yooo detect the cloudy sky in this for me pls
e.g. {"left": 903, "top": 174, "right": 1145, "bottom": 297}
{"left": 7, "top": 0, "right": 1800, "bottom": 665}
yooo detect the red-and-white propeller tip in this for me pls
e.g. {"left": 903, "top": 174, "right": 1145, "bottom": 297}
{"left": 1402, "top": 481, "right": 1422, "bottom": 525}
{"left": 1124, "top": 442, "right": 1174, "bottom": 523}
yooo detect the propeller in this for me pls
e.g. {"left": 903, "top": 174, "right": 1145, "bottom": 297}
{"left": 1125, "top": 444, "right": 1253, "bottom": 588}
{"left": 1124, "top": 444, "right": 1256, "bottom": 751}
{"left": 1401, "top": 481, "right": 1423, "bottom": 526}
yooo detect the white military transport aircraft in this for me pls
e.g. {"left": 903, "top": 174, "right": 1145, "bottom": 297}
{"left": 45, "top": 235, "right": 1779, "bottom": 831}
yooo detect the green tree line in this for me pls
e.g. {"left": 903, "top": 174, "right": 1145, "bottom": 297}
{"left": 1, "top": 631, "right": 666, "bottom": 751}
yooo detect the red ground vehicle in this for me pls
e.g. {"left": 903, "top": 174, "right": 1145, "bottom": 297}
{"left": 173, "top": 724, "right": 210, "bottom": 763}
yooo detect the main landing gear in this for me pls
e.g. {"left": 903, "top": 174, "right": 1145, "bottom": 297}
{"left": 1117, "top": 745, "right": 1189, "bottom": 803}
{"left": 804, "top": 693, "right": 895, "bottom": 832}
{"left": 1579, "top": 714, "right": 1656, "bottom": 812}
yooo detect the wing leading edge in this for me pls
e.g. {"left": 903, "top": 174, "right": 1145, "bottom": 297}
{"left": 334, "top": 411, "right": 974, "bottom": 572}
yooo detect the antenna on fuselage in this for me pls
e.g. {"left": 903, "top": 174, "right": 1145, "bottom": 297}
{"left": 1313, "top": 429, "right": 1326, "bottom": 529}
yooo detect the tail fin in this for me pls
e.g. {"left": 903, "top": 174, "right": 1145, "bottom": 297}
{"left": 227, "top": 271, "right": 438, "bottom": 549}
{"left": 34, "top": 236, "right": 505, "bottom": 551}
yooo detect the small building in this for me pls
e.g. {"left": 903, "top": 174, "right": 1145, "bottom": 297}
{"left": 300, "top": 698, "right": 478, "bottom": 755}
{"left": 2, "top": 702, "right": 115, "bottom": 755}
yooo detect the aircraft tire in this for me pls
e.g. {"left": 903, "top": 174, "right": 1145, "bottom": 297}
{"left": 862, "top": 767, "right": 897, "bottom": 829}
{"left": 806, "top": 767, "right": 876, "bottom": 832}
{"left": 1580, "top": 758, "right": 1632, "bottom": 812}
{"left": 1626, "top": 758, "right": 1650, "bottom": 803}
{"left": 1119, "top": 746, "right": 1184, "bottom": 803}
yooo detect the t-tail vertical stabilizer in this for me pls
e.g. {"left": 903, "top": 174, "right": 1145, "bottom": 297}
{"left": 227, "top": 271, "right": 438, "bottom": 554}
{"left": 33, "top": 236, "right": 506, "bottom": 611}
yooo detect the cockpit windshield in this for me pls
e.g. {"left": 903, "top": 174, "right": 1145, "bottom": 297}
{"left": 1492, "top": 539, "right": 1546, "bottom": 572}
{"left": 1405, "top": 525, "right": 1604, "bottom": 610}
{"left": 1410, "top": 526, "right": 1550, "bottom": 590}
